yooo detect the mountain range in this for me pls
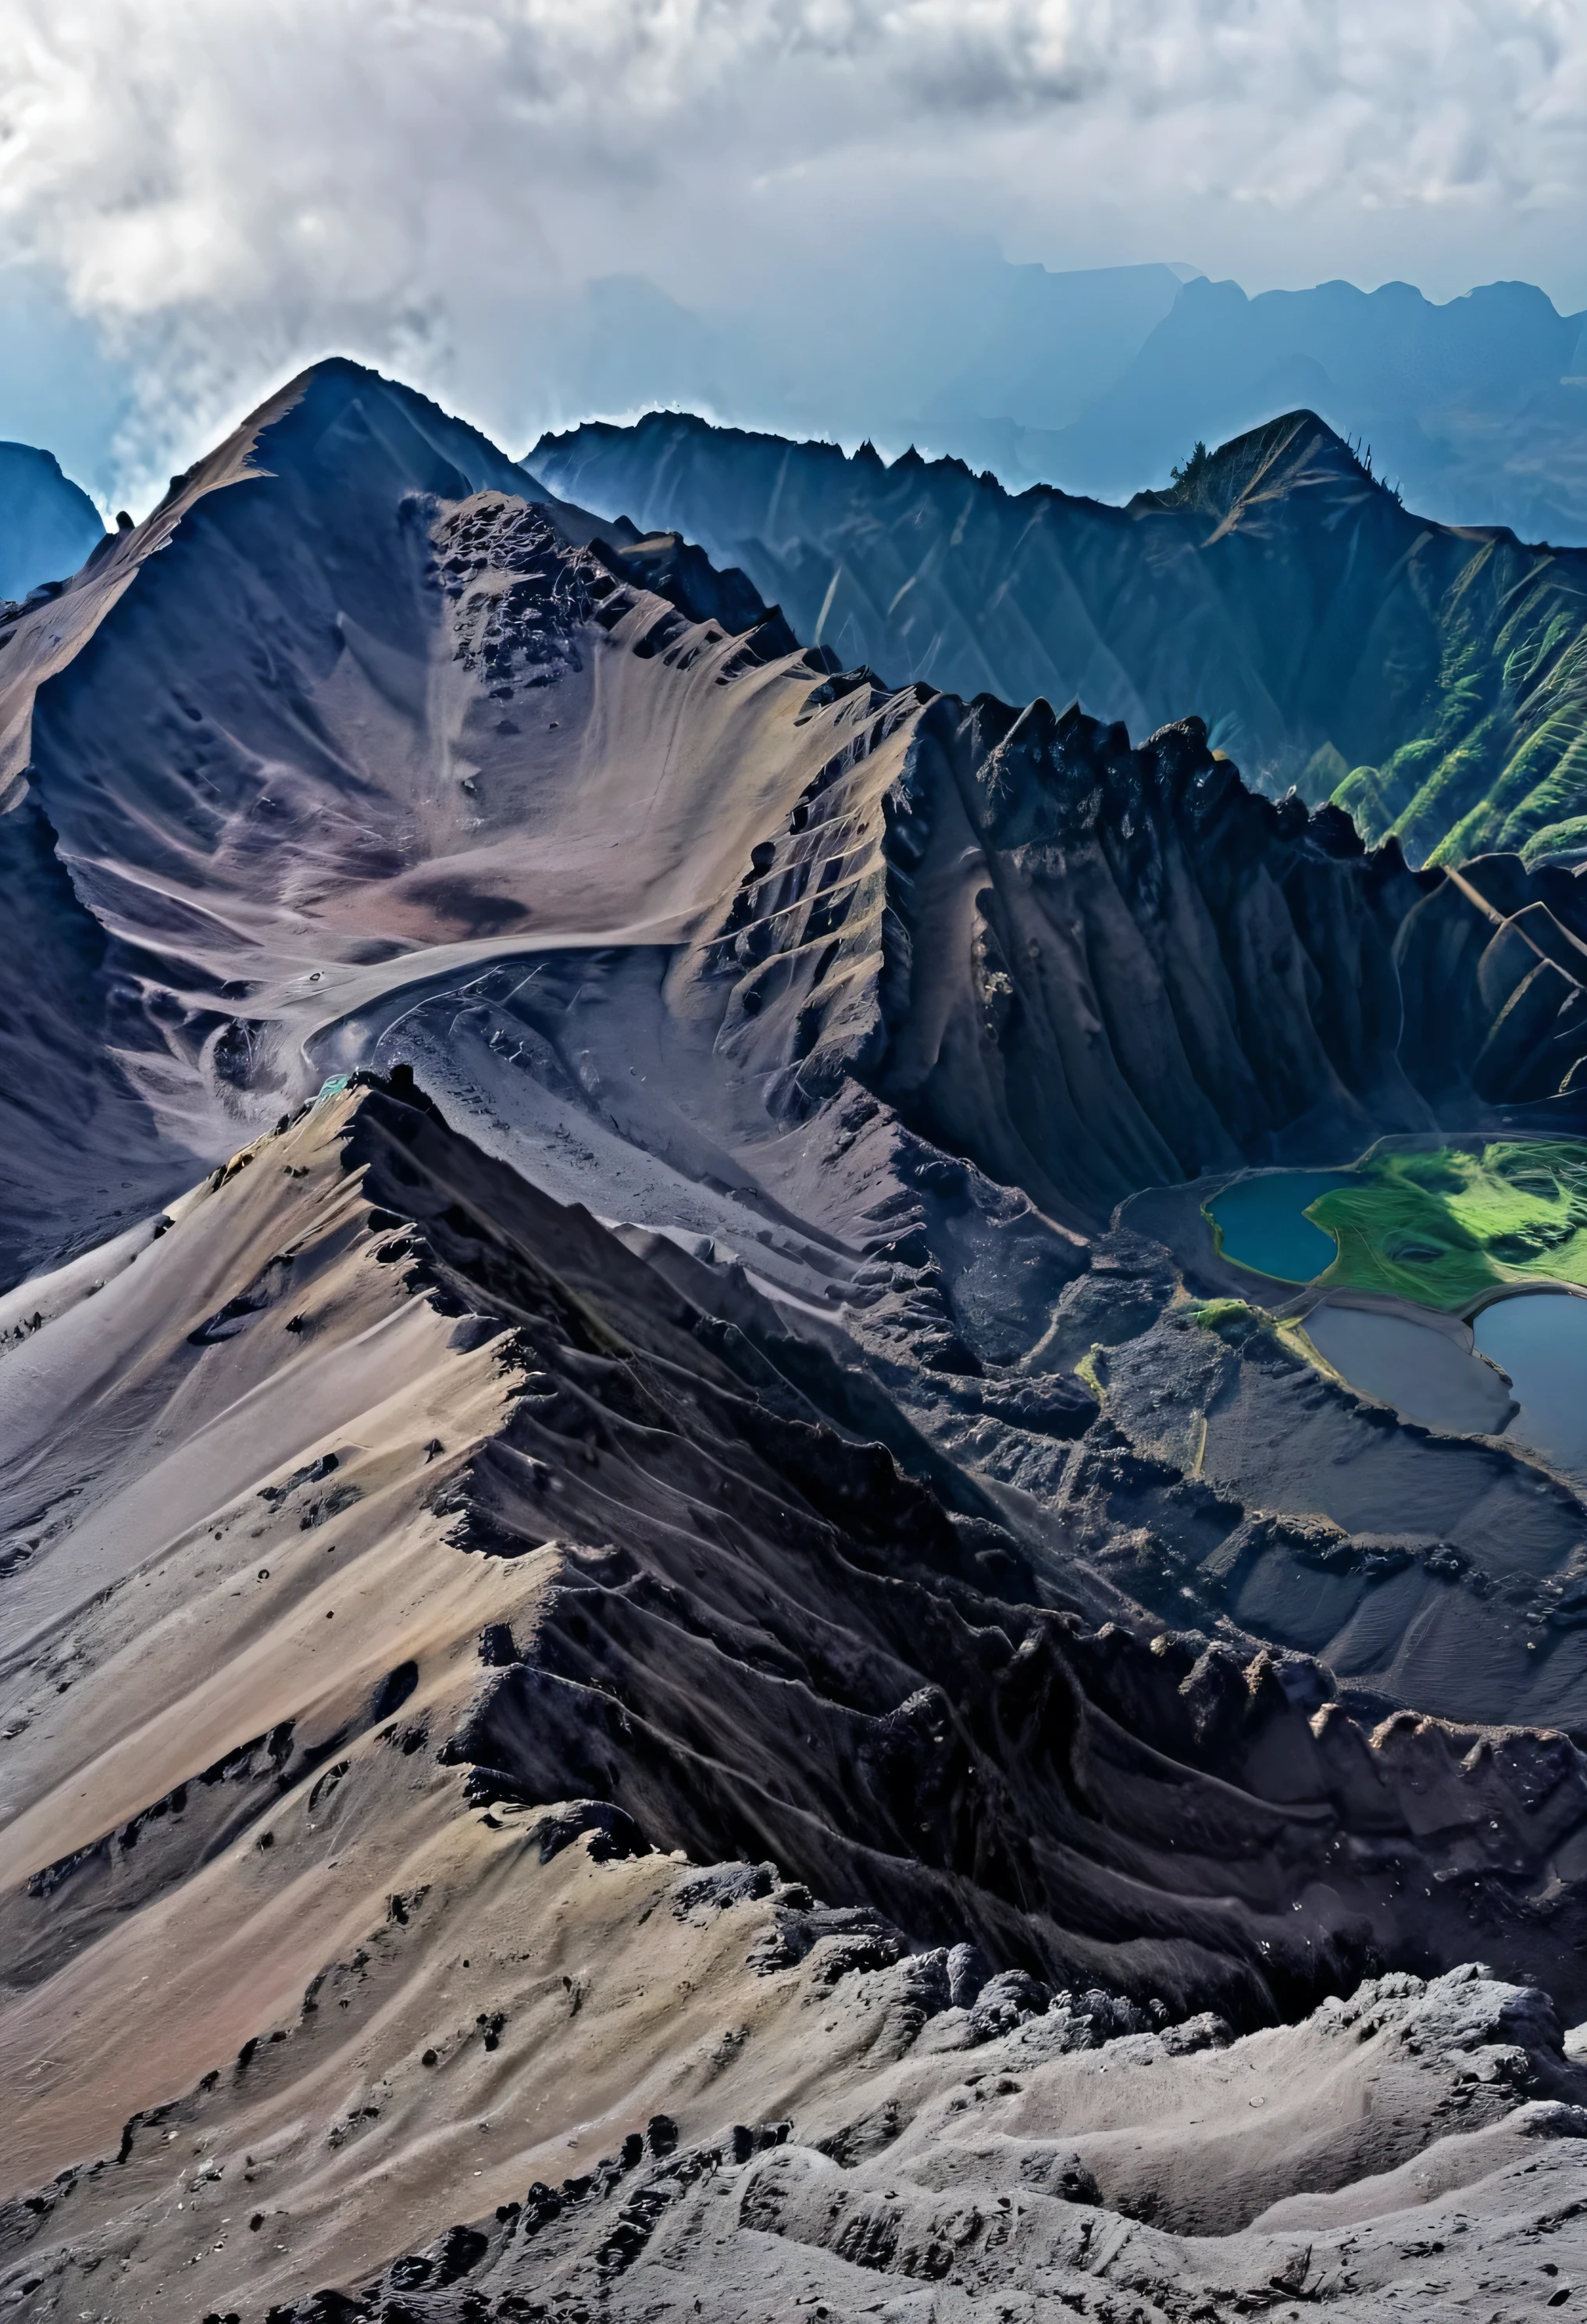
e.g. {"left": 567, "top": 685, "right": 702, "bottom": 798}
{"left": 932, "top": 273, "right": 1587, "bottom": 540}
{"left": 7, "top": 258, "right": 1587, "bottom": 554}
{"left": 376, "top": 264, "right": 1587, "bottom": 547}
{"left": 533, "top": 405, "right": 1587, "bottom": 870}
{"left": 6, "top": 358, "right": 1587, "bottom": 2320}
{"left": 412, "top": 263, "right": 1587, "bottom": 545}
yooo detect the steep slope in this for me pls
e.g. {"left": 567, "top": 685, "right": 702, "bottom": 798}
{"left": 0, "top": 442, "right": 103, "bottom": 605}
{"left": 0, "top": 360, "right": 809, "bottom": 1278}
{"left": 7, "top": 1078, "right": 1587, "bottom": 2322}
{"left": 662, "top": 695, "right": 1587, "bottom": 1225}
{"left": 530, "top": 407, "right": 1587, "bottom": 866}
{"left": 0, "top": 793, "right": 181, "bottom": 1281}
{"left": 9, "top": 372, "right": 1587, "bottom": 1859}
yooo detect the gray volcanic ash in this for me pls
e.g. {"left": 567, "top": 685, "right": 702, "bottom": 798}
{"left": 5, "top": 361, "right": 1587, "bottom": 2319}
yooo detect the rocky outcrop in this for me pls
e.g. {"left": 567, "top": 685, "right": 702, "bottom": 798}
{"left": 205, "top": 1959, "right": 1587, "bottom": 2324}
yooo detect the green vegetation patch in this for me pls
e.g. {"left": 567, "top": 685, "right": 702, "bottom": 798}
{"left": 1192, "top": 1299, "right": 1254, "bottom": 1332}
{"left": 1521, "top": 814, "right": 1587, "bottom": 868}
{"left": 1332, "top": 554, "right": 1587, "bottom": 869}
{"left": 1308, "top": 1142, "right": 1587, "bottom": 1310}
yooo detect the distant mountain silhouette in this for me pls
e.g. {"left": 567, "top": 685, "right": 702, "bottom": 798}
{"left": 0, "top": 440, "right": 103, "bottom": 604}
{"left": 1023, "top": 275, "right": 1587, "bottom": 540}
{"left": 508, "top": 264, "right": 1587, "bottom": 544}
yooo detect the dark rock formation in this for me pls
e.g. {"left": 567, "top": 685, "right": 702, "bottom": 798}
{"left": 683, "top": 682, "right": 1587, "bottom": 1226}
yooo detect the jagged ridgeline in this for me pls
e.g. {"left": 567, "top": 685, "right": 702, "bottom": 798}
{"left": 683, "top": 693, "right": 1587, "bottom": 1224}
{"left": 9, "top": 1072, "right": 1587, "bottom": 2318}
{"left": 530, "top": 407, "right": 1587, "bottom": 871}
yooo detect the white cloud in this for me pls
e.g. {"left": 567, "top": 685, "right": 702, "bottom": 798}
{"left": 1, "top": 0, "right": 1585, "bottom": 501}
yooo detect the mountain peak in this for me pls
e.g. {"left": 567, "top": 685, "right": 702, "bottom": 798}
{"left": 197, "top": 354, "right": 535, "bottom": 511}
{"left": 1136, "top": 408, "right": 1396, "bottom": 529}
{"left": 533, "top": 402, "right": 1587, "bottom": 857}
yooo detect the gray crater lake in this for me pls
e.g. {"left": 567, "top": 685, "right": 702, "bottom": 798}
{"left": 1474, "top": 1292, "right": 1587, "bottom": 1477}
{"left": 1303, "top": 1302, "right": 1516, "bottom": 1438}
{"left": 1207, "top": 1171, "right": 1354, "bottom": 1282}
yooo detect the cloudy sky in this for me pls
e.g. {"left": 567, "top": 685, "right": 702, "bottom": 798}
{"left": 2, "top": 0, "right": 1586, "bottom": 504}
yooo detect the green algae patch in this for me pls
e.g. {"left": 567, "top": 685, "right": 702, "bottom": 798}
{"left": 1308, "top": 1142, "right": 1587, "bottom": 1310}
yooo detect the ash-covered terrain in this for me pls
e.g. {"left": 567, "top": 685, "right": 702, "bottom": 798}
{"left": 6, "top": 361, "right": 1587, "bottom": 2320}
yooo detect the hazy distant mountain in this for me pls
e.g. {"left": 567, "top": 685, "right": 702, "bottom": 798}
{"left": 1022, "top": 274, "right": 1587, "bottom": 540}
{"left": 0, "top": 441, "right": 103, "bottom": 603}
{"left": 5, "top": 253, "right": 1583, "bottom": 545}
{"left": 483, "top": 259, "right": 1193, "bottom": 458}
{"left": 522, "top": 266, "right": 1587, "bottom": 546}
{"left": 531, "top": 405, "right": 1587, "bottom": 868}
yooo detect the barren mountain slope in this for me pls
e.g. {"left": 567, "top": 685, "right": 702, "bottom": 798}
{"left": 11, "top": 363, "right": 1587, "bottom": 1745}
{"left": 0, "top": 362, "right": 815, "bottom": 1278}
{"left": 7, "top": 1080, "right": 1587, "bottom": 2322}
{"left": 9, "top": 365, "right": 1587, "bottom": 1289}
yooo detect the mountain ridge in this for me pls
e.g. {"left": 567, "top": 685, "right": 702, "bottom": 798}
{"left": 8, "top": 1066, "right": 1587, "bottom": 2316}
{"left": 530, "top": 404, "right": 1587, "bottom": 870}
{"left": 8, "top": 364, "right": 1587, "bottom": 1278}
{"left": 1025, "top": 273, "right": 1587, "bottom": 536}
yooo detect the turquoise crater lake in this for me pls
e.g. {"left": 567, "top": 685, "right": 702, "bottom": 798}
{"left": 1207, "top": 1171, "right": 1355, "bottom": 1283}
